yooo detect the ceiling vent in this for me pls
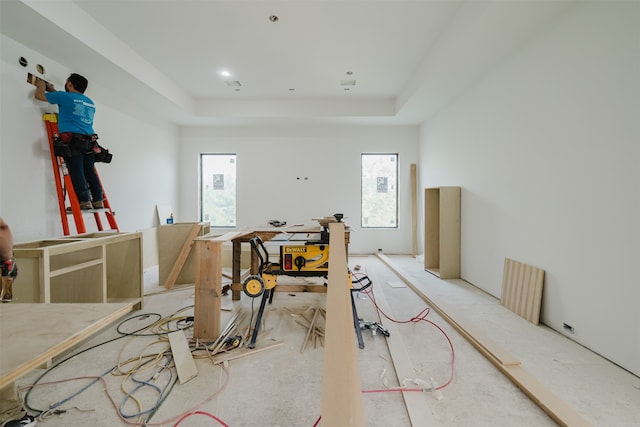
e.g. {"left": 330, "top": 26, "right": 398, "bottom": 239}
{"left": 225, "top": 80, "right": 242, "bottom": 87}
{"left": 340, "top": 79, "right": 356, "bottom": 86}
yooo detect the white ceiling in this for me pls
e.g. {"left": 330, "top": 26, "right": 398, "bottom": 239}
{"left": 1, "top": 0, "right": 574, "bottom": 126}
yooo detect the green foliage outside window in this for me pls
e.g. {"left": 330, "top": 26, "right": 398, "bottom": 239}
{"left": 201, "top": 154, "right": 236, "bottom": 227}
{"left": 361, "top": 153, "right": 398, "bottom": 228}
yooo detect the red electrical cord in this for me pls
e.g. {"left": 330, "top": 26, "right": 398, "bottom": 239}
{"left": 312, "top": 273, "right": 457, "bottom": 426}
{"left": 173, "top": 410, "right": 229, "bottom": 427}
{"left": 352, "top": 272, "right": 456, "bottom": 390}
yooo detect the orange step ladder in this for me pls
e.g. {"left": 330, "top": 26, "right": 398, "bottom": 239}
{"left": 43, "top": 113, "right": 119, "bottom": 235}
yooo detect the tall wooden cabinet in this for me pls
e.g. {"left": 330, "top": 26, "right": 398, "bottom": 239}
{"left": 424, "top": 186, "right": 460, "bottom": 279}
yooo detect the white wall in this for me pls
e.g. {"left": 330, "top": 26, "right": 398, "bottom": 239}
{"left": 179, "top": 126, "right": 418, "bottom": 254}
{"left": 0, "top": 35, "right": 180, "bottom": 244}
{"left": 419, "top": 2, "right": 639, "bottom": 375}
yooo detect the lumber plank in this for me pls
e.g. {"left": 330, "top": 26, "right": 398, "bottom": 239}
{"left": 437, "top": 304, "right": 521, "bottom": 367}
{"left": 376, "top": 254, "right": 591, "bottom": 426}
{"left": 164, "top": 224, "right": 202, "bottom": 289}
{"left": 168, "top": 330, "right": 198, "bottom": 384}
{"left": 411, "top": 163, "right": 418, "bottom": 257}
{"left": 274, "top": 284, "right": 327, "bottom": 293}
{"left": 503, "top": 365, "right": 591, "bottom": 427}
{"left": 193, "top": 239, "right": 222, "bottom": 341}
{"left": 368, "top": 270, "right": 436, "bottom": 424}
{"left": 0, "top": 302, "right": 135, "bottom": 389}
{"left": 210, "top": 231, "right": 243, "bottom": 241}
{"left": 212, "top": 340, "right": 283, "bottom": 365}
{"left": 378, "top": 254, "right": 520, "bottom": 366}
{"left": 301, "top": 308, "right": 320, "bottom": 353}
{"left": 49, "top": 258, "right": 103, "bottom": 278}
{"left": 321, "top": 222, "right": 365, "bottom": 426}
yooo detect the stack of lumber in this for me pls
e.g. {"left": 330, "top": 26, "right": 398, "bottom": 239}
{"left": 294, "top": 306, "right": 326, "bottom": 352}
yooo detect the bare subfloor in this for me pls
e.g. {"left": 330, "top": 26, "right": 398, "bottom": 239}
{"left": 17, "top": 255, "right": 640, "bottom": 426}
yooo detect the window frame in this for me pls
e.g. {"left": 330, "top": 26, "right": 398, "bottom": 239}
{"left": 200, "top": 153, "right": 237, "bottom": 228}
{"left": 360, "top": 152, "right": 399, "bottom": 229}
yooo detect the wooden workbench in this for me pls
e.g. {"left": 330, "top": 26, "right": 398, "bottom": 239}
{"left": 190, "top": 225, "right": 350, "bottom": 342}
{"left": 0, "top": 302, "right": 136, "bottom": 389}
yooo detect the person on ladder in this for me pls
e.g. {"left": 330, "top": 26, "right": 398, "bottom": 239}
{"left": 35, "top": 73, "right": 103, "bottom": 210}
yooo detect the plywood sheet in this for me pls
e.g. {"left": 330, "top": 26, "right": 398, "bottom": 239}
{"left": 0, "top": 302, "right": 136, "bottom": 388}
{"left": 164, "top": 224, "right": 202, "bottom": 289}
{"left": 501, "top": 258, "right": 545, "bottom": 325}
{"left": 158, "top": 223, "right": 209, "bottom": 287}
{"left": 168, "top": 330, "right": 198, "bottom": 384}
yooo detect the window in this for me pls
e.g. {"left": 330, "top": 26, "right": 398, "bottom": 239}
{"left": 200, "top": 154, "right": 236, "bottom": 227}
{"left": 361, "top": 153, "right": 398, "bottom": 228}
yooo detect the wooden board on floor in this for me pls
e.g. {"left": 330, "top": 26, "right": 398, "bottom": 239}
{"left": 501, "top": 258, "right": 545, "bottom": 325}
{"left": 0, "top": 302, "right": 136, "bottom": 389}
{"left": 376, "top": 254, "right": 590, "bottom": 427}
{"left": 369, "top": 270, "right": 436, "bottom": 424}
{"left": 168, "top": 330, "right": 198, "bottom": 384}
{"left": 212, "top": 340, "right": 283, "bottom": 365}
{"left": 503, "top": 364, "right": 592, "bottom": 427}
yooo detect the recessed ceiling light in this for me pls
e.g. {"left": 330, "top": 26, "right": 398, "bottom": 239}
{"left": 219, "top": 70, "right": 231, "bottom": 78}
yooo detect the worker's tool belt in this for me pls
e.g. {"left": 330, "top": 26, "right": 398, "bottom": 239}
{"left": 52, "top": 134, "right": 72, "bottom": 157}
{"left": 54, "top": 133, "right": 112, "bottom": 163}
{"left": 94, "top": 142, "right": 112, "bottom": 163}
{"left": 54, "top": 132, "right": 92, "bottom": 157}
{"left": 1, "top": 255, "right": 18, "bottom": 279}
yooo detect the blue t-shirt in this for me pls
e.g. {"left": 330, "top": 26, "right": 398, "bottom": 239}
{"left": 46, "top": 91, "right": 96, "bottom": 134}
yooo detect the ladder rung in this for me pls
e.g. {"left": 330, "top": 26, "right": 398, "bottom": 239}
{"left": 65, "top": 208, "right": 112, "bottom": 214}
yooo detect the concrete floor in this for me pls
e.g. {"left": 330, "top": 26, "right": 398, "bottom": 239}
{"left": 17, "top": 255, "right": 640, "bottom": 426}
